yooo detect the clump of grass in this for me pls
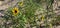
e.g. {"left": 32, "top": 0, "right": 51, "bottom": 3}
{"left": 2, "top": 0, "right": 55, "bottom": 28}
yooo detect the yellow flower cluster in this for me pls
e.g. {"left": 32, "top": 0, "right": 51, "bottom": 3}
{"left": 12, "top": 7, "right": 19, "bottom": 16}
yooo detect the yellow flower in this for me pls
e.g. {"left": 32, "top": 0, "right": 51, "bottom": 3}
{"left": 12, "top": 7, "right": 19, "bottom": 16}
{"left": 18, "top": 2, "right": 23, "bottom": 6}
{"left": 41, "top": 15, "right": 44, "bottom": 21}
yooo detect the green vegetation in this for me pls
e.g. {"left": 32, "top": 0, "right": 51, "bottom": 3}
{"left": 0, "top": 0, "right": 60, "bottom": 28}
